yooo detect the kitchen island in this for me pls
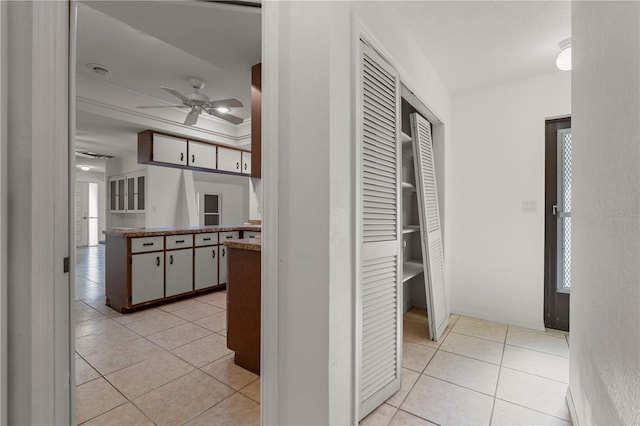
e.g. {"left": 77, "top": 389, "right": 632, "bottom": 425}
{"left": 105, "top": 225, "right": 260, "bottom": 313}
{"left": 224, "top": 237, "right": 261, "bottom": 374}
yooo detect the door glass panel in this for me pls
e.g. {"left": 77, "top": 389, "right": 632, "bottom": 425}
{"left": 110, "top": 180, "right": 116, "bottom": 211}
{"left": 118, "top": 179, "right": 125, "bottom": 210}
{"left": 127, "top": 177, "right": 135, "bottom": 211}
{"left": 558, "top": 130, "right": 572, "bottom": 292}
{"left": 137, "top": 176, "right": 145, "bottom": 211}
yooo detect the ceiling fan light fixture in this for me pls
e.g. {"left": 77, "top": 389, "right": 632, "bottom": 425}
{"left": 215, "top": 106, "right": 231, "bottom": 113}
{"left": 556, "top": 38, "right": 572, "bottom": 71}
{"left": 78, "top": 165, "right": 91, "bottom": 171}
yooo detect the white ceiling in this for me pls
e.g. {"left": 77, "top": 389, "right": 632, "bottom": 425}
{"left": 75, "top": 1, "right": 260, "bottom": 158}
{"left": 395, "top": 1, "right": 571, "bottom": 95}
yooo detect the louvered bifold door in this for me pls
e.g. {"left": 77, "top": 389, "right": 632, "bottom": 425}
{"left": 410, "top": 113, "right": 449, "bottom": 341}
{"left": 357, "top": 41, "right": 402, "bottom": 420}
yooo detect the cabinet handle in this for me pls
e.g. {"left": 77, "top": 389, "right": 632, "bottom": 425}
{"left": 236, "top": 161, "right": 240, "bottom": 170}
{"left": 180, "top": 153, "right": 184, "bottom": 162}
{"left": 226, "top": 235, "right": 233, "bottom": 239}
{"left": 244, "top": 163, "right": 247, "bottom": 170}
{"left": 212, "top": 250, "right": 216, "bottom": 259}
{"left": 192, "top": 154, "right": 195, "bottom": 163}
{"left": 170, "top": 254, "right": 174, "bottom": 265}
{"left": 222, "top": 248, "right": 225, "bottom": 256}
{"left": 156, "top": 256, "right": 160, "bottom": 266}
{"left": 175, "top": 240, "right": 185, "bottom": 244}
{"left": 203, "top": 237, "right": 211, "bottom": 241}
{"left": 143, "top": 242, "right": 154, "bottom": 247}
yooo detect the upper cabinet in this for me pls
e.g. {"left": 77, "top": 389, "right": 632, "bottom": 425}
{"left": 251, "top": 63, "right": 261, "bottom": 178}
{"left": 138, "top": 130, "right": 250, "bottom": 176}
{"left": 109, "top": 171, "right": 145, "bottom": 213}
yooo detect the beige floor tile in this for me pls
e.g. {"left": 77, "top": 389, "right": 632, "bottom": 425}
{"left": 496, "top": 368, "right": 570, "bottom": 420}
{"left": 201, "top": 354, "right": 259, "bottom": 390}
{"left": 75, "top": 357, "right": 100, "bottom": 385}
{"left": 194, "top": 311, "right": 228, "bottom": 332}
{"left": 506, "top": 327, "right": 569, "bottom": 357}
{"left": 491, "top": 399, "right": 569, "bottom": 426}
{"left": 403, "top": 309, "right": 441, "bottom": 349}
{"left": 134, "top": 370, "right": 234, "bottom": 425}
{"left": 146, "top": 323, "right": 212, "bottom": 350}
{"left": 84, "top": 337, "right": 165, "bottom": 375}
{"left": 403, "top": 342, "right": 436, "bottom": 373}
{"left": 218, "top": 329, "right": 228, "bottom": 337}
{"left": 159, "top": 298, "right": 206, "bottom": 313}
{"left": 360, "top": 403, "right": 397, "bottom": 426}
{"left": 171, "top": 333, "right": 232, "bottom": 367}
{"left": 452, "top": 317, "right": 508, "bottom": 343}
{"left": 105, "top": 351, "right": 194, "bottom": 399}
{"left": 112, "top": 308, "right": 164, "bottom": 326}
{"left": 440, "top": 332, "right": 504, "bottom": 365}
{"left": 240, "top": 378, "right": 260, "bottom": 403}
{"left": 502, "top": 345, "right": 569, "bottom": 383}
{"left": 185, "top": 393, "right": 260, "bottom": 426}
{"left": 81, "top": 402, "right": 154, "bottom": 426}
{"left": 195, "top": 290, "right": 227, "bottom": 308}
{"left": 401, "top": 375, "right": 493, "bottom": 425}
{"left": 125, "top": 312, "right": 187, "bottom": 336}
{"left": 74, "top": 308, "right": 106, "bottom": 324}
{"left": 386, "top": 368, "right": 420, "bottom": 408}
{"left": 389, "top": 410, "right": 437, "bottom": 425}
{"left": 172, "top": 302, "right": 224, "bottom": 322}
{"left": 85, "top": 301, "right": 125, "bottom": 319}
{"left": 75, "top": 318, "right": 125, "bottom": 338}
{"left": 75, "top": 326, "right": 140, "bottom": 357}
{"left": 424, "top": 351, "right": 500, "bottom": 396}
{"left": 75, "top": 377, "right": 127, "bottom": 424}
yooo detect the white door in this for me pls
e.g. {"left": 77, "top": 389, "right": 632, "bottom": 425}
{"left": 88, "top": 182, "right": 99, "bottom": 246}
{"left": 188, "top": 141, "right": 217, "bottom": 170}
{"left": 194, "top": 246, "right": 219, "bottom": 290}
{"left": 219, "top": 244, "right": 228, "bottom": 284}
{"left": 217, "top": 146, "right": 242, "bottom": 173}
{"left": 75, "top": 182, "right": 89, "bottom": 247}
{"left": 166, "top": 249, "right": 194, "bottom": 297}
{"left": 357, "top": 41, "right": 402, "bottom": 420}
{"left": 131, "top": 252, "right": 165, "bottom": 304}
{"left": 410, "top": 113, "right": 449, "bottom": 341}
{"left": 153, "top": 134, "right": 188, "bottom": 165}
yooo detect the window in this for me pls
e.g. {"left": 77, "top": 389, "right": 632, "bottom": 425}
{"left": 203, "top": 193, "right": 221, "bottom": 226}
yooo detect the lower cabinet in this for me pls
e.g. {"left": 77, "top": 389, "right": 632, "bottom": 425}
{"left": 131, "top": 252, "right": 164, "bottom": 304}
{"left": 194, "top": 246, "right": 219, "bottom": 290}
{"left": 166, "top": 249, "right": 194, "bottom": 297}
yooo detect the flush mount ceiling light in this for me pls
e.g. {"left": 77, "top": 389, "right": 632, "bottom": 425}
{"left": 556, "top": 38, "right": 572, "bottom": 71}
{"left": 77, "top": 165, "right": 91, "bottom": 171}
{"left": 87, "top": 63, "right": 110, "bottom": 76}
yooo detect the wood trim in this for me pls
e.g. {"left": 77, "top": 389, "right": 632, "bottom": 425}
{"left": 140, "top": 129, "right": 250, "bottom": 152}
{"left": 251, "top": 63, "right": 262, "bottom": 178}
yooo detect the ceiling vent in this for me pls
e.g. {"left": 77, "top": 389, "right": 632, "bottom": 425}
{"left": 75, "top": 150, "right": 114, "bottom": 160}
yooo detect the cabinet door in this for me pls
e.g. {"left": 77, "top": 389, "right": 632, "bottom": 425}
{"left": 109, "top": 179, "right": 117, "bottom": 212}
{"left": 131, "top": 252, "right": 164, "bottom": 305}
{"left": 194, "top": 246, "right": 219, "bottom": 290}
{"left": 217, "top": 147, "right": 242, "bottom": 173}
{"left": 136, "top": 175, "right": 145, "bottom": 212}
{"left": 219, "top": 245, "right": 228, "bottom": 284}
{"left": 188, "top": 141, "right": 217, "bottom": 170}
{"left": 117, "top": 178, "right": 125, "bottom": 212}
{"left": 241, "top": 152, "right": 251, "bottom": 175}
{"left": 165, "top": 249, "right": 194, "bottom": 297}
{"left": 153, "top": 134, "right": 187, "bottom": 165}
{"left": 127, "top": 176, "right": 136, "bottom": 212}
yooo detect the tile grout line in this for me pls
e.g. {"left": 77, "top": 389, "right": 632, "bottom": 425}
{"left": 488, "top": 324, "right": 509, "bottom": 425}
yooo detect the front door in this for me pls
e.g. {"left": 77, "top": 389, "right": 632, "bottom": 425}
{"left": 544, "top": 117, "right": 571, "bottom": 331}
{"left": 75, "top": 182, "right": 89, "bottom": 247}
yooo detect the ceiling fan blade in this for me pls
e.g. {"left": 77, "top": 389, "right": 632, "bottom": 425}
{"left": 136, "top": 105, "right": 186, "bottom": 109}
{"left": 207, "top": 98, "right": 243, "bottom": 109}
{"left": 205, "top": 109, "right": 244, "bottom": 125}
{"left": 161, "top": 87, "right": 190, "bottom": 103}
{"left": 184, "top": 109, "right": 200, "bottom": 126}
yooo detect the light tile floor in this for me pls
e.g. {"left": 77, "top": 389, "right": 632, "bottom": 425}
{"left": 74, "top": 245, "right": 260, "bottom": 425}
{"left": 77, "top": 246, "right": 570, "bottom": 425}
{"left": 361, "top": 309, "right": 571, "bottom": 426}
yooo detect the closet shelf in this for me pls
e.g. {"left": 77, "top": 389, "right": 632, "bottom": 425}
{"left": 402, "top": 226, "right": 420, "bottom": 234}
{"left": 401, "top": 182, "right": 416, "bottom": 191}
{"left": 403, "top": 260, "right": 423, "bottom": 282}
{"left": 401, "top": 132, "right": 412, "bottom": 144}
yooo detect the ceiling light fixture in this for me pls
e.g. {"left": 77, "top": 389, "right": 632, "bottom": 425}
{"left": 215, "top": 106, "right": 231, "bottom": 114}
{"left": 87, "top": 63, "right": 110, "bottom": 76}
{"left": 556, "top": 38, "right": 572, "bottom": 71}
{"left": 78, "top": 165, "right": 91, "bottom": 171}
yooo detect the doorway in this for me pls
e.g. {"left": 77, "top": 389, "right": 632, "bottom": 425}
{"left": 75, "top": 182, "right": 99, "bottom": 247}
{"left": 544, "top": 117, "right": 571, "bottom": 331}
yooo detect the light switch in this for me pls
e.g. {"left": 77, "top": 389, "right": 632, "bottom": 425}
{"left": 523, "top": 200, "right": 537, "bottom": 213}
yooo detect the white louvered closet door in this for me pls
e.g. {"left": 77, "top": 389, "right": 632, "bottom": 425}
{"left": 410, "top": 113, "right": 449, "bottom": 341}
{"left": 357, "top": 41, "right": 402, "bottom": 420}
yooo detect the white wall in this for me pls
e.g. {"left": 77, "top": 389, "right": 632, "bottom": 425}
{"left": 450, "top": 72, "right": 570, "bottom": 330}
{"left": 75, "top": 170, "right": 106, "bottom": 241}
{"left": 193, "top": 171, "right": 249, "bottom": 225}
{"left": 569, "top": 2, "right": 640, "bottom": 425}
{"left": 269, "top": 2, "right": 452, "bottom": 423}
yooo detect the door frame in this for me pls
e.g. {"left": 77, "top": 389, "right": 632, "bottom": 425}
{"left": 544, "top": 116, "right": 571, "bottom": 331}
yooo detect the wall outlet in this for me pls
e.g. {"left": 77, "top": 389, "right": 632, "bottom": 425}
{"left": 523, "top": 200, "right": 537, "bottom": 213}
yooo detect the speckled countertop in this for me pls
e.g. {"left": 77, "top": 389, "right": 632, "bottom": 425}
{"left": 223, "top": 238, "right": 262, "bottom": 252}
{"left": 105, "top": 225, "right": 261, "bottom": 238}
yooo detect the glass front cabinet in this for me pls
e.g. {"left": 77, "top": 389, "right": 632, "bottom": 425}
{"left": 109, "top": 172, "right": 145, "bottom": 213}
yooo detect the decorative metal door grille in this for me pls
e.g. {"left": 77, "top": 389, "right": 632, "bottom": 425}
{"left": 558, "top": 131, "right": 572, "bottom": 291}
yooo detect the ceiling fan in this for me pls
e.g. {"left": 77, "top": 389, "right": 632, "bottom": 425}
{"left": 137, "top": 77, "right": 244, "bottom": 126}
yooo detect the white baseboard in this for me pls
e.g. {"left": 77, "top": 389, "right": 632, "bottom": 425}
{"left": 566, "top": 387, "right": 579, "bottom": 426}
{"left": 451, "top": 308, "right": 545, "bottom": 331}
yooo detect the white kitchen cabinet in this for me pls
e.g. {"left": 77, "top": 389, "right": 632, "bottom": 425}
{"left": 241, "top": 152, "right": 251, "bottom": 175}
{"left": 109, "top": 176, "right": 126, "bottom": 213}
{"left": 217, "top": 146, "right": 242, "bottom": 173}
{"left": 165, "top": 249, "right": 194, "bottom": 297}
{"left": 188, "top": 141, "right": 217, "bottom": 170}
{"left": 243, "top": 231, "right": 261, "bottom": 239}
{"left": 131, "top": 252, "right": 164, "bottom": 304}
{"left": 194, "top": 246, "right": 219, "bottom": 290}
{"left": 110, "top": 172, "right": 146, "bottom": 213}
{"left": 153, "top": 134, "right": 188, "bottom": 166}
{"left": 219, "top": 244, "right": 228, "bottom": 284}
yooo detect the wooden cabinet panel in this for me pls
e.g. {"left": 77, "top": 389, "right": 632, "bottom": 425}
{"left": 219, "top": 244, "right": 228, "bottom": 284}
{"left": 131, "top": 252, "right": 164, "bottom": 304}
{"left": 165, "top": 249, "right": 193, "bottom": 297}
{"left": 188, "top": 141, "right": 216, "bottom": 170}
{"left": 217, "top": 147, "right": 242, "bottom": 173}
{"left": 251, "top": 63, "right": 262, "bottom": 178}
{"left": 194, "top": 246, "right": 219, "bottom": 290}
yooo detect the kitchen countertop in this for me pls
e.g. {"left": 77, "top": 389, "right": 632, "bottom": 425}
{"left": 224, "top": 238, "right": 262, "bottom": 252}
{"left": 105, "top": 225, "right": 261, "bottom": 238}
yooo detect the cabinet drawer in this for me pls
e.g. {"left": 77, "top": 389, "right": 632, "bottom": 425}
{"left": 166, "top": 234, "right": 193, "bottom": 250}
{"left": 131, "top": 236, "right": 164, "bottom": 253}
{"left": 243, "top": 231, "right": 261, "bottom": 239}
{"left": 219, "top": 231, "right": 240, "bottom": 242}
{"left": 195, "top": 233, "right": 218, "bottom": 247}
